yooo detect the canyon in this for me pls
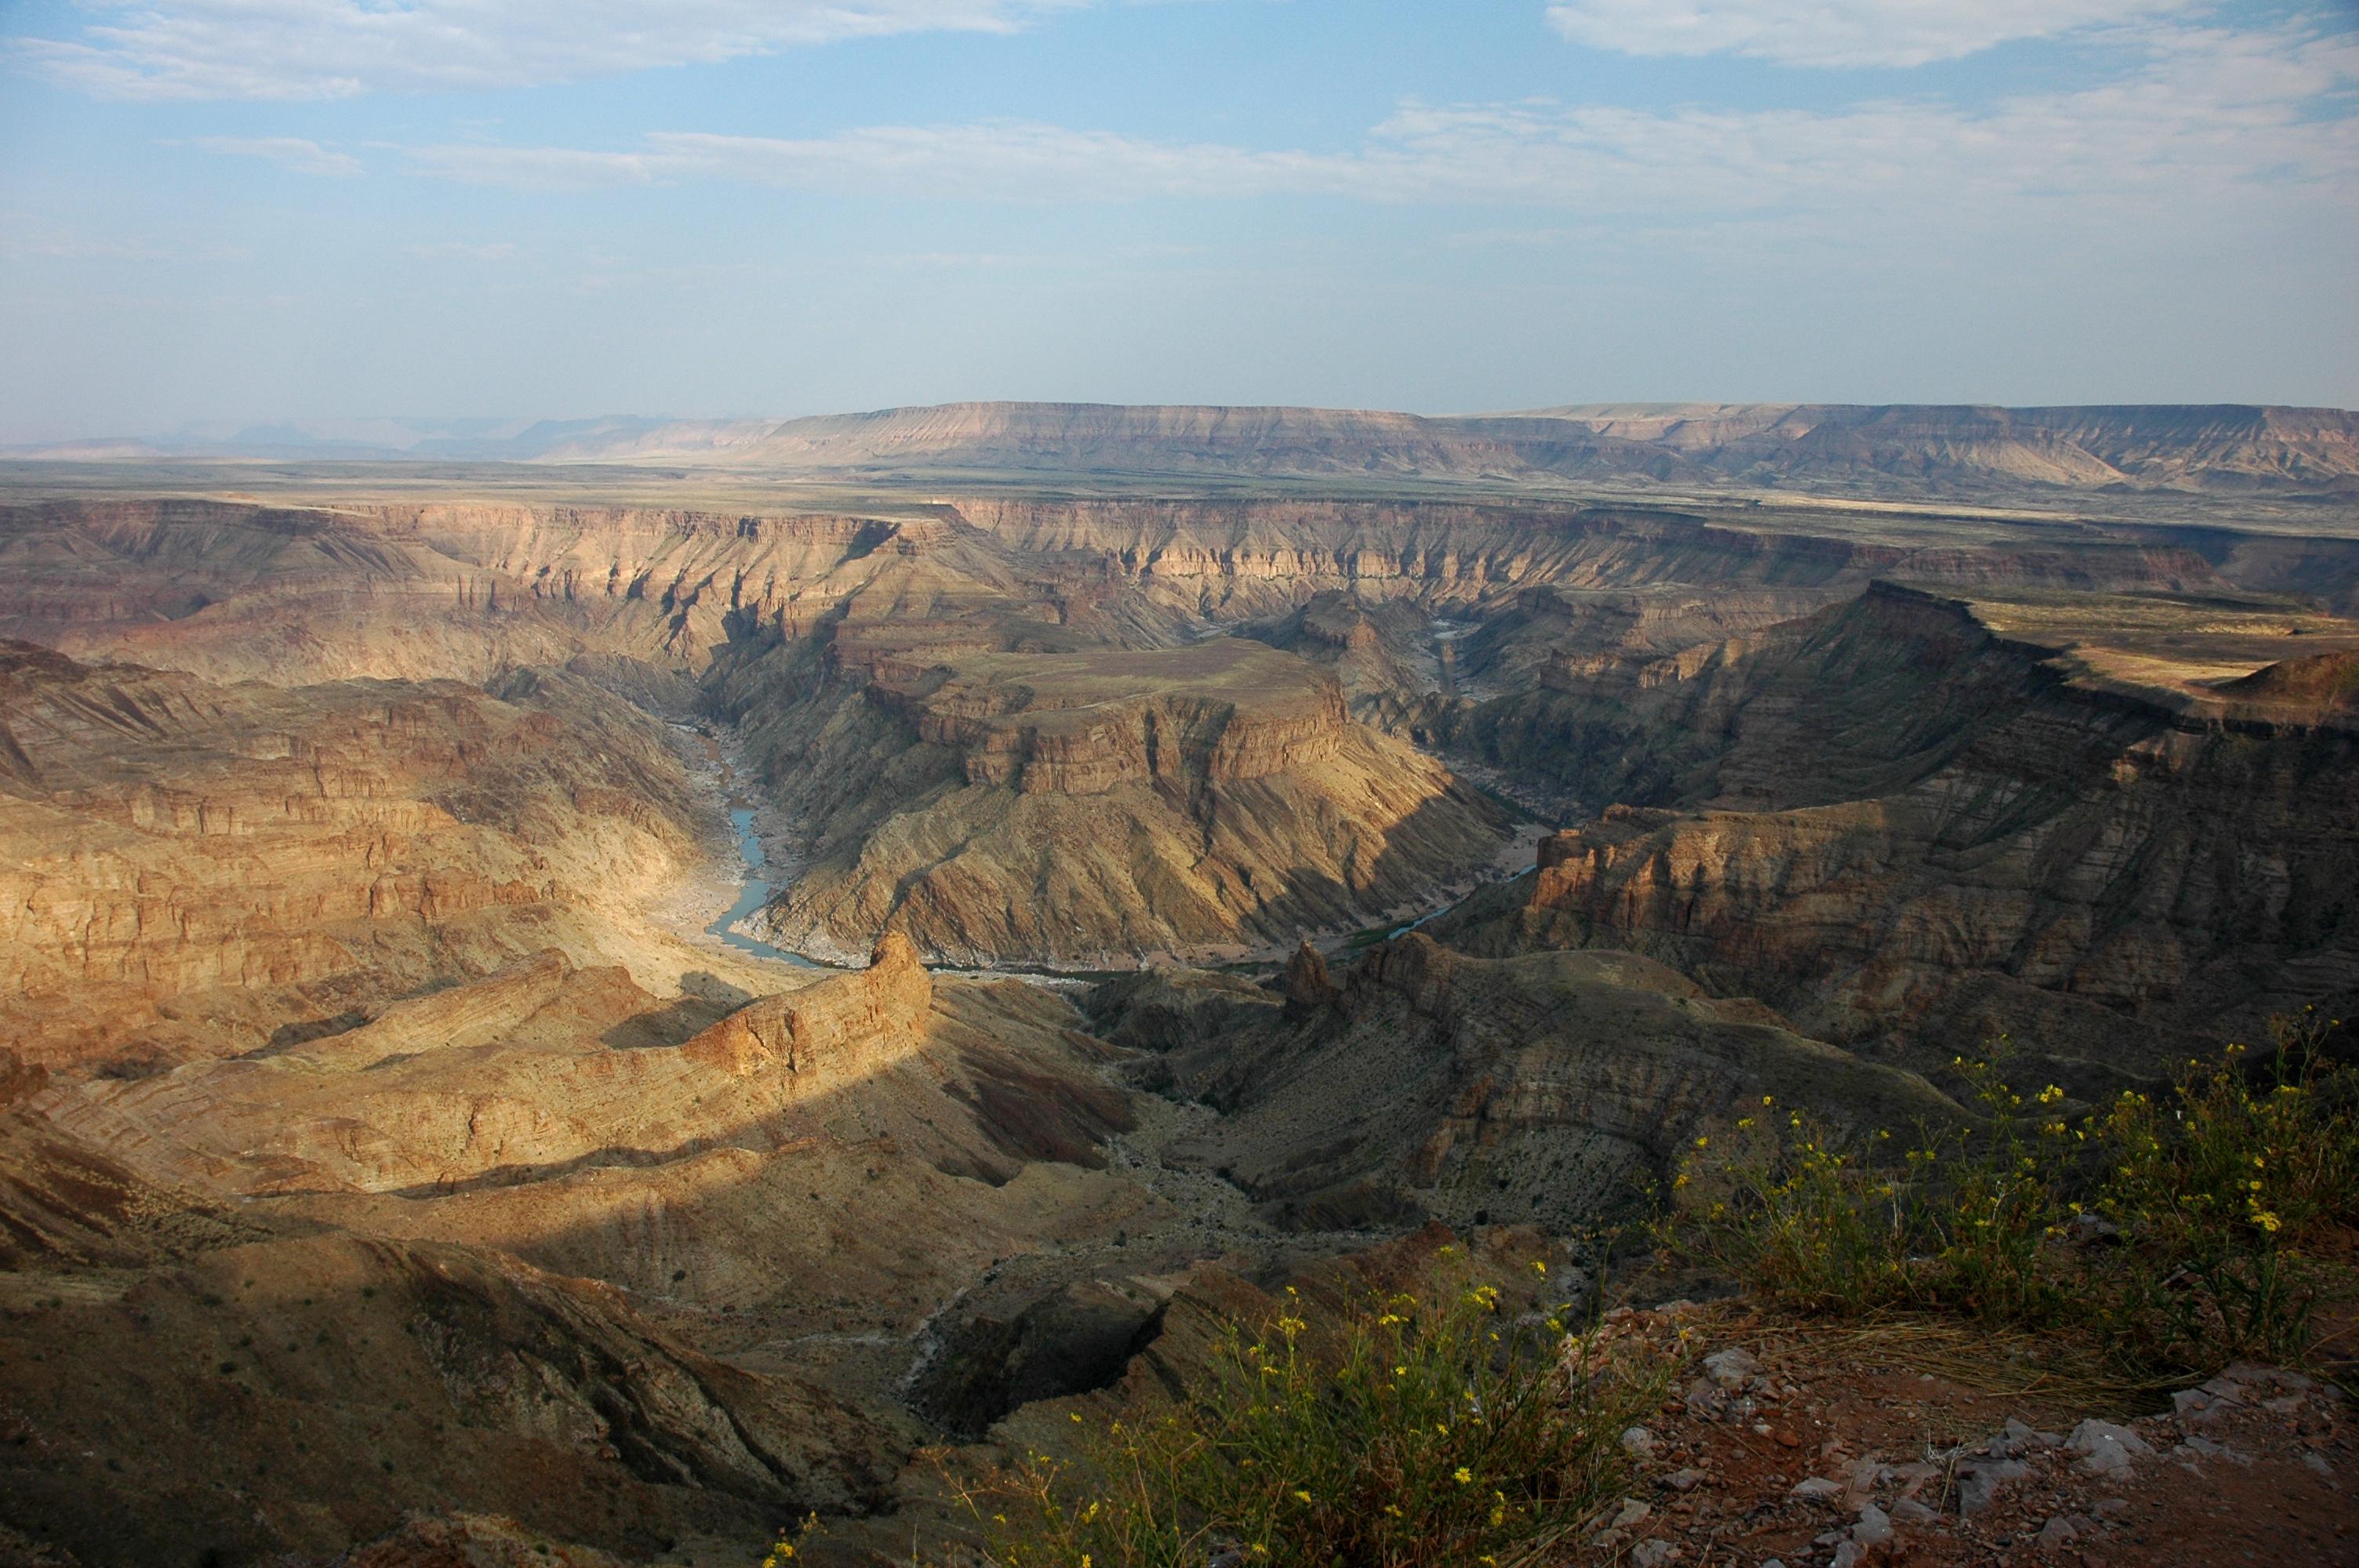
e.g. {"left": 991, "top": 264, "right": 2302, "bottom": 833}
{"left": 0, "top": 407, "right": 2354, "bottom": 1567}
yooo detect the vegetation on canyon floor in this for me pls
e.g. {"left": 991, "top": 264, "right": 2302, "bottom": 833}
{"left": 1660, "top": 1012, "right": 2359, "bottom": 1376}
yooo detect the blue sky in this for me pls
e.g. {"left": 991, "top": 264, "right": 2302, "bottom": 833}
{"left": 2, "top": 0, "right": 2355, "bottom": 441}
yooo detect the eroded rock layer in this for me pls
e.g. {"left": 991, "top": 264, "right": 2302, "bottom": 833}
{"left": 722, "top": 630, "right": 1517, "bottom": 965}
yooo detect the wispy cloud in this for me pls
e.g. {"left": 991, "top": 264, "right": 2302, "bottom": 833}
{"left": 1544, "top": 0, "right": 2203, "bottom": 69}
{"left": 395, "top": 17, "right": 2359, "bottom": 231}
{"left": 13, "top": 1, "right": 1096, "bottom": 101}
{"left": 0, "top": 215, "right": 250, "bottom": 263}
{"left": 403, "top": 241, "right": 521, "bottom": 261}
{"left": 190, "top": 136, "right": 362, "bottom": 176}
{"left": 403, "top": 123, "right": 1363, "bottom": 196}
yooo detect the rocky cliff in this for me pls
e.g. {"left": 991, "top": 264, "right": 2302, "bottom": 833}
{"left": 676, "top": 931, "right": 932, "bottom": 1077}
{"left": 1439, "top": 593, "right": 2359, "bottom": 1080}
{"left": 951, "top": 497, "right": 2232, "bottom": 621}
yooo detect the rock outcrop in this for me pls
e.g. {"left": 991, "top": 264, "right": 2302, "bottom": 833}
{"left": 1281, "top": 940, "right": 1340, "bottom": 1014}
{"left": 35, "top": 938, "right": 1110, "bottom": 1207}
{"left": 678, "top": 931, "right": 932, "bottom": 1077}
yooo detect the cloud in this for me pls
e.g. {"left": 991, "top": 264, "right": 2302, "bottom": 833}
{"left": 403, "top": 241, "right": 520, "bottom": 261}
{"left": 0, "top": 215, "right": 250, "bottom": 263}
{"left": 190, "top": 136, "right": 362, "bottom": 176}
{"left": 402, "top": 145, "right": 669, "bottom": 190}
{"left": 13, "top": 0, "right": 1094, "bottom": 100}
{"left": 395, "top": 18, "right": 2359, "bottom": 230}
{"left": 405, "top": 124, "right": 1361, "bottom": 196}
{"left": 1543, "top": 0, "right": 2205, "bottom": 69}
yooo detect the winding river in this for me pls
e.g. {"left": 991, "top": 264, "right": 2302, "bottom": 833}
{"left": 707, "top": 807, "right": 825, "bottom": 968}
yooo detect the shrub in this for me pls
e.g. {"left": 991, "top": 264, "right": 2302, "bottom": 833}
{"left": 2094, "top": 1014, "right": 2359, "bottom": 1366}
{"left": 760, "top": 1514, "right": 822, "bottom": 1567}
{"left": 1657, "top": 1013, "right": 2358, "bottom": 1374}
{"left": 951, "top": 1251, "right": 1665, "bottom": 1568}
{"left": 1660, "top": 1056, "right": 2083, "bottom": 1325}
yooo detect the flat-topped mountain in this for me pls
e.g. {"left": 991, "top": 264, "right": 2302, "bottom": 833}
{"left": 718, "top": 401, "right": 2359, "bottom": 492}
{"left": 25, "top": 399, "right": 2359, "bottom": 496}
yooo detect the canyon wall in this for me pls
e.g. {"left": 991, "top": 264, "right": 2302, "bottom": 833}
{"left": 1440, "top": 588, "right": 2359, "bottom": 1078}
{"left": 0, "top": 641, "right": 707, "bottom": 1069}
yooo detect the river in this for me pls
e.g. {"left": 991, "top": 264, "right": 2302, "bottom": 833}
{"left": 708, "top": 807, "right": 824, "bottom": 968}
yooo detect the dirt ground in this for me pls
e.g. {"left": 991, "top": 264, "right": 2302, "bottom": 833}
{"left": 1582, "top": 1301, "right": 2357, "bottom": 1567}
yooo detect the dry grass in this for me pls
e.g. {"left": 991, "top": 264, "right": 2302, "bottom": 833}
{"left": 1755, "top": 1314, "right": 2180, "bottom": 1425}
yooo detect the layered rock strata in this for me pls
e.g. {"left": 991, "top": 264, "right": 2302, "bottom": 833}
{"left": 0, "top": 643, "right": 707, "bottom": 1069}
{"left": 1441, "top": 593, "right": 2359, "bottom": 1077}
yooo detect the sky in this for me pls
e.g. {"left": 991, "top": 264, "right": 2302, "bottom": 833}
{"left": 2, "top": 0, "right": 2356, "bottom": 441}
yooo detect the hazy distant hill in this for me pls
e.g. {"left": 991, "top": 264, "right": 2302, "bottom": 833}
{"left": 14, "top": 400, "right": 2357, "bottom": 495}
